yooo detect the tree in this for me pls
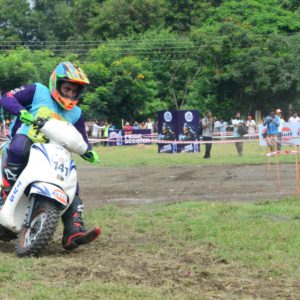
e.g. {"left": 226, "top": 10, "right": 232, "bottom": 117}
{"left": 164, "top": 0, "right": 212, "bottom": 33}
{"left": 82, "top": 46, "right": 158, "bottom": 125}
{"left": 280, "top": 0, "right": 300, "bottom": 11}
{"left": 70, "top": 0, "right": 99, "bottom": 40}
{"left": 0, "top": 0, "right": 40, "bottom": 45}
{"left": 1, "top": 0, "right": 300, "bottom": 121}
{"left": 132, "top": 29, "right": 203, "bottom": 111}
{"left": 0, "top": 48, "right": 59, "bottom": 92}
{"left": 89, "top": 0, "right": 167, "bottom": 40}
{"left": 188, "top": 0, "right": 300, "bottom": 117}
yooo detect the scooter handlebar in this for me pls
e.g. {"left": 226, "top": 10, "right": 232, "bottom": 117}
{"left": 31, "top": 117, "right": 49, "bottom": 129}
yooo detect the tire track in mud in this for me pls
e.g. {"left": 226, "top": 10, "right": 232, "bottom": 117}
{"left": 77, "top": 164, "right": 296, "bottom": 208}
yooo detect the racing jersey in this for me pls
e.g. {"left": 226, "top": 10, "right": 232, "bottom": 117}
{"left": 0, "top": 83, "right": 91, "bottom": 149}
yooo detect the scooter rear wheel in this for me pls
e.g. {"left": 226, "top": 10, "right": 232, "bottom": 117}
{"left": 16, "top": 197, "right": 60, "bottom": 257}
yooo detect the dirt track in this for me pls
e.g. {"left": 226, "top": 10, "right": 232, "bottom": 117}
{"left": 73, "top": 163, "right": 299, "bottom": 299}
{"left": 78, "top": 163, "right": 297, "bottom": 208}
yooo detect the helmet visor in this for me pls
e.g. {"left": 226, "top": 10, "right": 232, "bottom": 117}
{"left": 57, "top": 80, "right": 84, "bottom": 101}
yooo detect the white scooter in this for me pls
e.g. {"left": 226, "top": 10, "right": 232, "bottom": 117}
{"left": 0, "top": 117, "right": 88, "bottom": 256}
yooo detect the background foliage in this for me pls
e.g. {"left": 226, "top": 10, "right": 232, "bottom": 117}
{"left": 1, "top": 0, "right": 300, "bottom": 125}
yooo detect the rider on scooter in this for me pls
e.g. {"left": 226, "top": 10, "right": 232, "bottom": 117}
{"left": 0, "top": 62, "right": 101, "bottom": 251}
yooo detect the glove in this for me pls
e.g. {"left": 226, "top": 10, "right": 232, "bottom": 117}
{"left": 19, "top": 110, "right": 34, "bottom": 125}
{"left": 81, "top": 150, "right": 99, "bottom": 163}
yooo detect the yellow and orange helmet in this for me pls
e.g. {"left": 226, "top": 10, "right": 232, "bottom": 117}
{"left": 49, "top": 62, "right": 90, "bottom": 110}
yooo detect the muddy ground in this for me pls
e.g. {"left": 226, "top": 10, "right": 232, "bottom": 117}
{"left": 79, "top": 163, "right": 298, "bottom": 208}
{"left": 74, "top": 164, "right": 299, "bottom": 299}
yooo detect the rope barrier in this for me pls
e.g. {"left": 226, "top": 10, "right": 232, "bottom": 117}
{"left": 266, "top": 150, "right": 300, "bottom": 157}
{"left": 88, "top": 136, "right": 260, "bottom": 145}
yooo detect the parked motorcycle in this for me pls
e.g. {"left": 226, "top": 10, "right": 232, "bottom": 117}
{"left": 0, "top": 117, "right": 88, "bottom": 256}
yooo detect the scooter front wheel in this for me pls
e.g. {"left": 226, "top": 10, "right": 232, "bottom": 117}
{"left": 16, "top": 197, "right": 60, "bottom": 257}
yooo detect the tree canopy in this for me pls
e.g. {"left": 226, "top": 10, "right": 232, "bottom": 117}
{"left": 1, "top": 0, "right": 300, "bottom": 123}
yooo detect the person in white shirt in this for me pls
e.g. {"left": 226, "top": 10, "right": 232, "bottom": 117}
{"left": 219, "top": 120, "right": 228, "bottom": 133}
{"left": 145, "top": 118, "right": 154, "bottom": 133}
{"left": 246, "top": 116, "right": 256, "bottom": 139}
{"left": 214, "top": 118, "right": 228, "bottom": 140}
{"left": 214, "top": 119, "right": 221, "bottom": 132}
{"left": 288, "top": 112, "right": 300, "bottom": 123}
{"left": 91, "top": 121, "right": 103, "bottom": 138}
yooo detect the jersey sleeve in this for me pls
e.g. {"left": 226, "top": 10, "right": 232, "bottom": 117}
{"left": 74, "top": 113, "right": 92, "bottom": 151}
{"left": 0, "top": 85, "right": 36, "bottom": 115}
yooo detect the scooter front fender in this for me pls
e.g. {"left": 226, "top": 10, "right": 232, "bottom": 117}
{"left": 30, "top": 182, "right": 69, "bottom": 207}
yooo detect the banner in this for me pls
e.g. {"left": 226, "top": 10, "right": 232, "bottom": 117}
{"left": 177, "top": 110, "right": 200, "bottom": 153}
{"left": 108, "top": 129, "right": 152, "bottom": 146}
{"left": 157, "top": 111, "right": 177, "bottom": 153}
{"left": 157, "top": 110, "right": 200, "bottom": 153}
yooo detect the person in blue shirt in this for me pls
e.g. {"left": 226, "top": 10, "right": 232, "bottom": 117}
{"left": 263, "top": 110, "right": 280, "bottom": 152}
{"left": 0, "top": 62, "right": 101, "bottom": 250}
{"left": 132, "top": 121, "right": 140, "bottom": 130}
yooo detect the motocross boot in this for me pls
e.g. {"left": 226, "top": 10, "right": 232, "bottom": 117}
{"left": 62, "top": 196, "right": 101, "bottom": 251}
{"left": 0, "top": 163, "right": 23, "bottom": 207}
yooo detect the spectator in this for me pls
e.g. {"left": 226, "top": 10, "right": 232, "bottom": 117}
{"left": 145, "top": 118, "right": 154, "bottom": 133}
{"left": 263, "top": 110, "right": 280, "bottom": 152}
{"left": 2, "top": 119, "right": 11, "bottom": 138}
{"left": 213, "top": 118, "right": 222, "bottom": 133}
{"left": 231, "top": 112, "right": 245, "bottom": 156}
{"left": 85, "top": 122, "right": 90, "bottom": 136}
{"left": 123, "top": 122, "right": 132, "bottom": 131}
{"left": 140, "top": 121, "right": 147, "bottom": 129}
{"left": 102, "top": 120, "right": 110, "bottom": 146}
{"left": 214, "top": 118, "right": 228, "bottom": 140}
{"left": 91, "top": 120, "right": 103, "bottom": 138}
{"left": 275, "top": 108, "right": 285, "bottom": 150}
{"left": 246, "top": 116, "right": 256, "bottom": 139}
{"left": 288, "top": 112, "right": 300, "bottom": 123}
{"left": 202, "top": 111, "right": 214, "bottom": 159}
{"left": 219, "top": 119, "right": 228, "bottom": 131}
{"left": 109, "top": 122, "right": 116, "bottom": 130}
{"left": 132, "top": 121, "right": 140, "bottom": 129}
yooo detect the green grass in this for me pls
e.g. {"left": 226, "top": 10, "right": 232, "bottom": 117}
{"left": 80, "top": 142, "right": 297, "bottom": 167}
{"left": 1, "top": 199, "right": 300, "bottom": 299}
{"left": 94, "top": 199, "right": 300, "bottom": 273}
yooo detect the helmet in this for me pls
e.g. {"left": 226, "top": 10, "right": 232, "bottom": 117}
{"left": 162, "top": 123, "right": 170, "bottom": 134}
{"left": 183, "top": 123, "right": 190, "bottom": 134}
{"left": 49, "top": 62, "right": 90, "bottom": 110}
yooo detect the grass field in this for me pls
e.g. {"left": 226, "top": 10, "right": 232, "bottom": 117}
{"left": 89, "top": 141, "right": 297, "bottom": 167}
{"left": 1, "top": 141, "right": 300, "bottom": 299}
{"left": 1, "top": 199, "right": 300, "bottom": 299}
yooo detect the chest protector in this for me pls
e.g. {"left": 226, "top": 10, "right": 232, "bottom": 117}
{"left": 17, "top": 83, "right": 81, "bottom": 143}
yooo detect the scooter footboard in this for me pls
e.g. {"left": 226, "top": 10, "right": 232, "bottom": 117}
{"left": 30, "top": 182, "right": 68, "bottom": 207}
